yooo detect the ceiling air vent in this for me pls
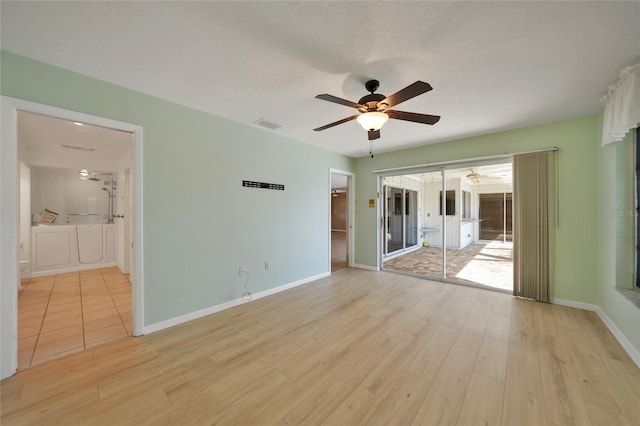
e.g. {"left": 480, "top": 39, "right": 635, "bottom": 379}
{"left": 253, "top": 118, "right": 282, "bottom": 130}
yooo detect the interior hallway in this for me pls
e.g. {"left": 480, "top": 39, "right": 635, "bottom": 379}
{"left": 18, "top": 267, "right": 132, "bottom": 369}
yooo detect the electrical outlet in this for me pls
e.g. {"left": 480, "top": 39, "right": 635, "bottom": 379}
{"left": 265, "top": 261, "right": 270, "bottom": 271}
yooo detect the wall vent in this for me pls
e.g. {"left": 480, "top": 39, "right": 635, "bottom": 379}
{"left": 253, "top": 118, "right": 282, "bottom": 130}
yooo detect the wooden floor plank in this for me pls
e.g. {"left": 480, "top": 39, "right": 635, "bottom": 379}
{"left": 456, "top": 372, "right": 505, "bottom": 426}
{"left": 502, "top": 344, "right": 547, "bottom": 426}
{"left": 366, "top": 373, "right": 432, "bottom": 426}
{"left": 2, "top": 269, "right": 638, "bottom": 426}
{"left": 411, "top": 345, "right": 478, "bottom": 425}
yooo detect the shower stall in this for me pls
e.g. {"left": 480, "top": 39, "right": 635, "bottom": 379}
{"left": 99, "top": 174, "right": 116, "bottom": 224}
{"left": 27, "top": 167, "right": 120, "bottom": 276}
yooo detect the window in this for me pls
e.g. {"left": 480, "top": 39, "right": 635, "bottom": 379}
{"left": 439, "top": 190, "right": 455, "bottom": 215}
{"left": 462, "top": 190, "right": 471, "bottom": 219}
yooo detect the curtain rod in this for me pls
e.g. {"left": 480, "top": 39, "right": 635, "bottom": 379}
{"left": 371, "top": 147, "right": 558, "bottom": 174}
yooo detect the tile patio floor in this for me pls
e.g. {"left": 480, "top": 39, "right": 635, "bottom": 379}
{"left": 384, "top": 241, "right": 513, "bottom": 291}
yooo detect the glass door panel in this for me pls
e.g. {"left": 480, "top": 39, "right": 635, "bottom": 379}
{"left": 382, "top": 163, "right": 513, "bottom": 291}
{"left": 405, "top": 190, "right": 418, "bottom": 248}
{"left": 505, "top": 193, "right": 513, "bottom": 242}
{"left": 384, "top": 186, "right": 403, "bottom": 255}
{"left": 383, "top": 185, "right": 419, "bottom": 256}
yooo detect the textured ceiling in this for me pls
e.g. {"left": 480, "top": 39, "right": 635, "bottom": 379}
{"left": 2, "top": 1, "right": 639, "bottom": 158}
{"left": 18, "top": 111, "right": 132, "bottom": 172}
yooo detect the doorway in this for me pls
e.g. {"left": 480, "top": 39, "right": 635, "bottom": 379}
{"left": 479, "top": 193, "right": 513, "bottom": 242}
{"left": 1, "top": 97, "right": 144, "bottom": 379}
{"left": 330, "top": 170, "right": 354, "bottom": 272}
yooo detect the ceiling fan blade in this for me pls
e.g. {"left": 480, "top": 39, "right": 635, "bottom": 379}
{"left": 368, "top": 129, "right": 380, "bottom": 140}
{"left": 386, "top": 110, "right": 440, "bottom": 125}
{"left": 378, "top": 81, "right": 433, "bottom": 109}
{"left": 313, "top": 114, "right": 358, "bottom": 132}
{"left": 315, "top": 94, "right": 364, "bottom": 110}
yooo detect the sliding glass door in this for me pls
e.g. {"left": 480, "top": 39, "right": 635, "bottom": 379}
{"left": 382, "top": 163, "right": 514, "bottom": 291}
{"left": 405, "top": 189, "right": 418, "bottom": 248}
{"left": 384, "top": 185, "right": 418, "bottom": 256}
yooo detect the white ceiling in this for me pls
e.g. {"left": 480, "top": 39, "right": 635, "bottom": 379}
{"left": 2, "top": 2, "right": 639, "bottom": 158}
{"left": 18, "top": 111, "right": 132, "bottom": 172}
{"left": 402, "top": 162, "right": 513, "bottom": 185}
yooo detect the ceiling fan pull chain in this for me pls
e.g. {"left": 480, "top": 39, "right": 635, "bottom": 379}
{"left": 370, "top": 140, "right": 374, "bottom": 158}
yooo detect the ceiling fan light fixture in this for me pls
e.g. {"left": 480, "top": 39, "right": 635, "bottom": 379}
{"left": 357, "top": 111, "right": 388, "bottom": 131}
{"left": 79, "top": 169, "right": 90, "bottom": 178}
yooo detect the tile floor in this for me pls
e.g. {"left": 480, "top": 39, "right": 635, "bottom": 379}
{"left": 384, "top": 241, "right": 513, "bottom": 291}
{"left": 18, "top": 266, "right": 132, "bottom": 370}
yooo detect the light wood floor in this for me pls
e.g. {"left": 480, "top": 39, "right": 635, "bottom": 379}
{"left": 2, "top": 268, "right": 638, "bottom": 425}
{"left": 18, "top": 267, "right": 132, "bottom": 369}
{"left": 331, "top": 230, "right": 348, "bottom": 272}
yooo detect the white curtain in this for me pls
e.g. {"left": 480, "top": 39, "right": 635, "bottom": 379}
{"left": 602, "top": 63, "right": 640, "bottom": 146}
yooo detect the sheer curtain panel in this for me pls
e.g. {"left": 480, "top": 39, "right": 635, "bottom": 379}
{"left": 602, "top": 63, "right": 640, "bottom": 146}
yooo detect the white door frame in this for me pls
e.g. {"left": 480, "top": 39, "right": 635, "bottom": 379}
{"left": 329, "top": 169, "right": 355, "bottom": 271}
{"left": 0, "top": 96, "right": 144, "bottom": 379}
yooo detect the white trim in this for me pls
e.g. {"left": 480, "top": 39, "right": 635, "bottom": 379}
{"left": 594, "top": 306, "right": 640, "bottom": 368}
{"left": 131, "top": 127, "right": 144, "bottom": 336}
{"left": 372, "top": 147, "right": 558, "bottom": 174}
{"left": 0, "top": 96, "right": 144, "bottom": 379}
{"left": 29, "top": 262, "right": 118, "bottom": 277}
{"left": 552, "top": 298, "right": 598, "bottom": 312}
{"left": 377, "top": 175, "right": 382, "bottom": 271}
{"left": 554, "top": 298, "right": 640, "bottom": 369}
{"left": 144, "top": 272, "right": 330, "bottom": 334}
{"left": 352, "top": 263, "right": 380, "bottom": 272}
{"left": 1, "top": 98, "right": 19, "bottom": 379}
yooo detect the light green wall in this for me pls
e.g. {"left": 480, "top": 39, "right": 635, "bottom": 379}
{"left": 1, "top": 51, "right": 354, "bottom": 325}
{"left": 354, "top": 116, "right": 600, "bottom": 303}
{"left": 3, "top": 50, "right": 636, "bottom": 356}
{"left": 597, "top": 126, "right": 640, "bottom": 356}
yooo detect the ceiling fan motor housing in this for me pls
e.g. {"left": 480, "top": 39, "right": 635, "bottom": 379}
{"left": 358, "top": 93, "right": 386, "bottom": 112}
{"left": 359, "top": 80, "right": 387, "bottom": 111}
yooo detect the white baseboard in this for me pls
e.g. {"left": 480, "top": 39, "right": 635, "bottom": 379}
{"left": 553, "top": 298, "right": 640, "bottom": 369}
{"left": 29, "top": 262, "right": 118, "bottom": 277}
{"left": 352, "top": 263, "right": 379, "bottom": 272}
{"left": 144, "top": 272, "right": 330, "bottom": 335}
{"left": 552, "top": 298, "right": 599, "bottom": 312}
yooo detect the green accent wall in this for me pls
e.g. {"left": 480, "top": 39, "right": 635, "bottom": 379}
{"left": 354, "top": 116, "right": 600, "bottom": 303}
{"left": 1, "top": 51, "right": 354, "bottom": 325}
{"left": 354, "top": 113, "right": 639, "bottom": 357}
{"left": 597, "top": 127, "right": 639, "bottom": 357}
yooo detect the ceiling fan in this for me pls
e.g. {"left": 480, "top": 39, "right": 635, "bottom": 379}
{"left": 313, "top": 79, "right": 441, "bottom": 145}
{"left": 465, "top": 169, "right": 504, "bottom": 184}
